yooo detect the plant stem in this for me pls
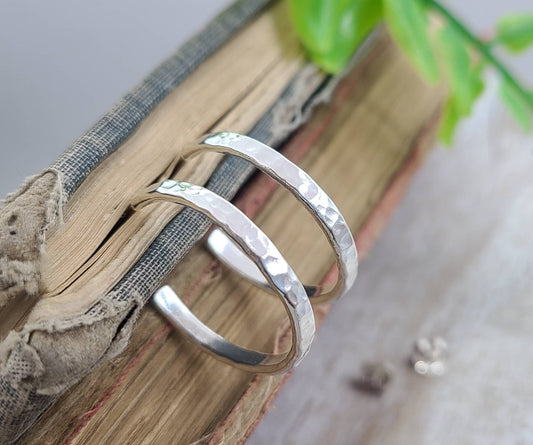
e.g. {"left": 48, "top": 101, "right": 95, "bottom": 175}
{"left": 424, "top": 0, "right": 533, "bottom": 109}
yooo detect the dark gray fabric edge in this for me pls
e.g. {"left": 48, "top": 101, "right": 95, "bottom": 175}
{"left": 103, "top": 70, "right": 331, "bottom": 309}
{"left": 108, "top": 30, "right": 384, "bottom": 308}
{"left": 53, "top": 0, "right": 272, "bottom": 198}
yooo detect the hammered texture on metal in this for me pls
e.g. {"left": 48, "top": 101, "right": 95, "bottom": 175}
{"left": 152, "top": 180, "right": 315, "bottom": 372}
{"left": 186, "top": 132, "right": 358, "bottom": 303}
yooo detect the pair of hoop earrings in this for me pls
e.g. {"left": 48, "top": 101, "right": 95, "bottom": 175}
{"left": 132, "top": 132, "right": 358, "bottom": 374}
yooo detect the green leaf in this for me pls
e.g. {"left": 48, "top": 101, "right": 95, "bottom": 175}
{"left": 437, "top": 25, "right": 484, "bottom": 116}
{"left": 437, "top": 63, "right": 484, "bottom": 145}
{"left": 289, "top": 0, "right": 384, "bottom": 73}
{"left": 496, "top": 13, "right": 533, "bottom": 53}
{"left": 500, "top": 80, "right": 533, "bottom": 131}
{"left": 289, "top": 0, "right": 336, "bottom": 55}
{"left": 384, "top": 0, "right": 440, "bottom": 83}
{"left": 438, "top": 97, "right": 461, "bottom": 145}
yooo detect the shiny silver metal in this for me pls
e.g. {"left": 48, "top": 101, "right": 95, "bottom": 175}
{"left": 409, "top": 337, "right": 448, "bottom": 377}
{"left": 132, "top": 180, "right": 315, "bottom": 374}
{"left": 184, "top": 131, "right": 358, "bottom": 304}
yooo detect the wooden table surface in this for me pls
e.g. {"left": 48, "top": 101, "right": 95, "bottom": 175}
{"left": 249, "top": 83, "right": 533, "bottom": 445}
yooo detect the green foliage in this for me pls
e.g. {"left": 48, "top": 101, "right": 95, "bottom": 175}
{"left": 438, "top": 98, "right": 461, "bottom": 146}
{"left": 437, "top": 25, "right": 483, "bottom": 115}
{"left": 288, "top": 0, "right": 533, "bottom": 144}
{"left": 383, "top": 0, "right": 439, "bottom": 83}
{"left": 500, "top": 79, "right": 532, "bottom": 131}
{"left": 496, "top": 14, "right": 533, "bottom": 52}
{"left": 435, "top": 25, "right": 484, "bottom": 143}
{"left": 288, "top": 0, "right": 383, "bottom": 73}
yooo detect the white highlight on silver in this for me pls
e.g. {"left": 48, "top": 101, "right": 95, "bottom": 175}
{"left": 132, "top": 180, "right": 315, "bottom": 374}
{"left": 185, "top": 131, "right": 358, "bottom": 304}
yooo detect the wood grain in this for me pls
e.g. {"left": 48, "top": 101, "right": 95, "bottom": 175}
{"left": 20, "top": 33, "right": 444, "bottom": 445}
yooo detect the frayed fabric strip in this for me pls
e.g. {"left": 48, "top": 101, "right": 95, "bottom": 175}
{"left": 0, "top": 169, "right": 64, "bottom": 310}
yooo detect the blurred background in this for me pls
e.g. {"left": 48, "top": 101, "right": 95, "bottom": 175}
{"left": 1, "top": 1, "right": 531, "bottom": 444}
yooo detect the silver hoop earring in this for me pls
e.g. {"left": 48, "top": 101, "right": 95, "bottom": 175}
{"left": 183, "top": 132, "right": 358, "bottom": 304}
{"left": 132, "top": 180, "right": 315, "bottom": 374}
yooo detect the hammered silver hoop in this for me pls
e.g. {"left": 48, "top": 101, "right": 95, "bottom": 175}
{"left": 183, "top": 132, "right": 358, "bottom": 304}
{"left": 132, "top": 180, "right": 315, "bottom": 374}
